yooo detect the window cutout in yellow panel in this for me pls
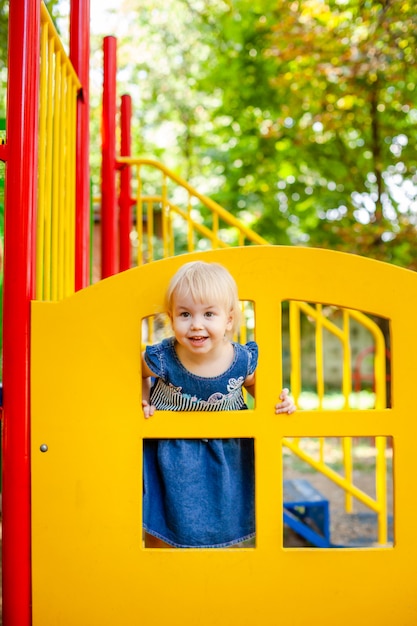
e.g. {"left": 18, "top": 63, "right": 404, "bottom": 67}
{"left": 140, "top": 295, "right": 257, "bottom": 550}
{"left": 282, "top": 436, "right": 393, "bottom": 548}
{"left": 143, "top": 438, "right": 256, "bottom": 549}
{"left": 283, "top": 301, "right": 391, "bottom": 410}
{"left": 141, "top": 299, "right": 257, "bottom": 408}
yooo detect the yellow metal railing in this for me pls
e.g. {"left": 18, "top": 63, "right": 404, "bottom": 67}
{"left": 116, "top": 157, "right": 267, "bottom": 264}
{"left": 37, "top": 2, "right": 80, "bottom": 301}
{"left": 115, "top": 155, "right": 390, "bottom": 545}
{"left": 287, "top": 301, "right": 388, "bottom": 544}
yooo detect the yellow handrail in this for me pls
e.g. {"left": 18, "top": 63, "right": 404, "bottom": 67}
{"left": 117, "top": 157, "right": 268, "bottom": 260}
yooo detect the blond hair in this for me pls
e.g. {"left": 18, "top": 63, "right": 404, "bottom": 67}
{"left": 166, "top": 261, "right": 241, "bottom": 335}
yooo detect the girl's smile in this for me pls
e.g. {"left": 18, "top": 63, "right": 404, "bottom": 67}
{"left": 188, "top": 336, "right": 208, "bottom": 345}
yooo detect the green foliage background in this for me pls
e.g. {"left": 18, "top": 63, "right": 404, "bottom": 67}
{"left": 95, "top": 0, "right": 417, "bottom": 268}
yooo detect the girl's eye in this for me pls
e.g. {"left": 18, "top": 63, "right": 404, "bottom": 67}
{"left": 179, "top": 312, "right": 190, "bottom": 318}
{"left": 205, "top": 312, "right": 214, "bottom": 318}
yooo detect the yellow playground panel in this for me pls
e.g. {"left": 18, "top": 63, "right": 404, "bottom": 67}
{"left": 31, "top": 246, "right": 417, "bottom": 625}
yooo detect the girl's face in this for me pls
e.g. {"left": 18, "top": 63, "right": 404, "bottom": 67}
{"left": 170, "top": 291, "right": 234, "bottom": 356}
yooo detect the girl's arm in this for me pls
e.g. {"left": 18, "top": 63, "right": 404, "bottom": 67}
{"left": 243, "top": 372, "right": 256, "bottom": 398}
{"left": 141, "top": 353, "right": 156, "bottom": 418}
{"left": 275, "top": 388, "right": 296, "bottom": 414}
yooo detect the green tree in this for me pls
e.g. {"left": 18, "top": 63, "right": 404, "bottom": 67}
{"left": 169, "top": 0, "right": 416, "bottom": 267}
{"left": 114, "top": 0, "right": 417, "bottom": 264}
{"left": 262, "top": 0, "right": 417, "bottom": 267}
{"left": 67, "top": 1, "right": 417, "bottom": 268}
{"left": 107, "top": 0, "right": 294, "bottom": 237}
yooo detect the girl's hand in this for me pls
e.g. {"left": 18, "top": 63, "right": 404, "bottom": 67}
{"left": 142, "top": 400, "right": 156, "bottom": 419}
{"left": 275, "top": 388, "right": 296, "bottom": 414}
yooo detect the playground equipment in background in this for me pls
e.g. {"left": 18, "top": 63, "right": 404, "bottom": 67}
{"left": 283, "top": 478, "right": 331, "bottom": 548}
{"left": 353, "top": 345, "right": 392, "bottom": 393}
{"left": 1, "top": 2, "right": 413, "bottom": 625}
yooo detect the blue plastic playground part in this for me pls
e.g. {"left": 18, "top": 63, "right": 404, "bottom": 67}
{"left": 283, "top": 478, "right": 332, "bottom": 548}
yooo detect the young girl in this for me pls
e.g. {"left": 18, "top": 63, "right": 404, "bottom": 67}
{"left": 141, "top": 261, "right": 295, "bottom": 548}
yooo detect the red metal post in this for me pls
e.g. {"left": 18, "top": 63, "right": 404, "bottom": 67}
{"left": 70, "top": 0, "right": 91, "bottom": 290}
{"left": 101, "top": 36, "right": 118, "bottom": 278}
{"left": 119, "top": 94, "right": 133, "bottom": 271}
{"left": 2, "top": 1, "right": 41, "bottom": 624}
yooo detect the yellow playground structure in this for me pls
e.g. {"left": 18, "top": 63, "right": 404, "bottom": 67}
{"left": 3, "top": 2, "right": 417, "bottom": 625}
{"left": 31, "top": 246, "right": 417, "bottom": 625}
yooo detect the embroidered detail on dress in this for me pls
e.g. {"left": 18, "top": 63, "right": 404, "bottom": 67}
{"left": 227, "top": 377, "right": 244, "bottom": 392}
{"left": 168, "top": 383, "right": 183, "bottom": 395}
{"left": 206, "top": 392, "right": 223, "bottom": 403}
{"left": 150, "top": 376, "right": 247, "bottom": 411}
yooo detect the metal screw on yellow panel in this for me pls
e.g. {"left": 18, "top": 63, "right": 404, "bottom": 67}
{"left": 40, "top": 444, "right": 48, "bottom": 453}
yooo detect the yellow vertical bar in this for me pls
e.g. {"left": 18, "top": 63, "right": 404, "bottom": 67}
{"left": 289, "top": 302, "right": 301, "bottom": 406}
{"left": 375, "top": 329, "right": 387, "bottom": 544}
{"left": 374, "top": 330, "right": 387, "bottom": 410}
{"left": 44, "top": 36, "right": 54, "bottom": 301}
{"left": 67, "top": 75, "right": 77, "bottom": 297}
{"left": 62, "top": 69, "right": 69, "bottom": 297}
{"left": 51, "top": 52, "right": 61, "bottom": 301}
{"left": 315, "top": 304, "right": 324, "bottom": 411}
{"left": 146, "top": 201, "right": 154, "bottom": 263}
{"left": 36, "top": 21, "right": 49, "bottom": 300}
{"left": 315, "top": 304, "right": 325, "bottom": 463}
{"left": 66, "top": 72, "right": 71, "bottom": 297}
{"left": 161, "top": 174, "right": 169, "bottom": 259}
{"left": 65, "top": 75, "right": 73, "bottom": 297}
{"left": 342, "top": 310, "right": 353, "bottom": 512}
{"left": 239, "top": 302, "right": 247, "bottom": 345}
{"left": 66, "top": 80, "right": 75, "bottom": 297}
{"left": 342, "top": 311, "right": 352, "bottom": 405}
{"left": 70, "top": 79, "right": 77, "bottom": 292}
{"left": 58, "top": 60, "right": 66, "bottom": 300}
{"left": 342, "top": 436, "right": 353, "bottom": 513}
{"left": 136, "top": 167, "right": 144, "bottom": 266}
{"left": 376, "top": 435, "right": 388, "bottom": 544}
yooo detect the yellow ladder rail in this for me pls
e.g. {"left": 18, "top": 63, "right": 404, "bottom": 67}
{"left": 117, "top": 156, "right": 268, "bottom": 262}
{"left": 37, "top": 2, "right": 80, "bottom": 301}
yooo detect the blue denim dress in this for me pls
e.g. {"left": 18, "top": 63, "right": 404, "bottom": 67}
{"left": 143, "top": 337, "right": 258, "bottom": 548}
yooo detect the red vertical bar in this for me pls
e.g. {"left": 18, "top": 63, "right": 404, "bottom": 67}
{"left": 101, "top": 36, "right": 118, "bottom": 278}
{"left": 2, "top": 1, "right": 40, "bottom": 624}
{"left": 119, "top": 94, "right": 132, "bottom": 271}
{"left": 70, "top": 0, "right": 91, "bottom": 290}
